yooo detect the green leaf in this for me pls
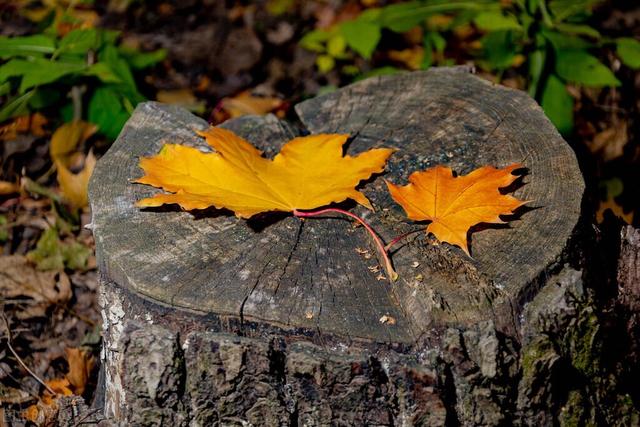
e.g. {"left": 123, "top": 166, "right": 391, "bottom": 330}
{"left": 601, "top": 177, "right": 623, "bottom": 199}
{"left": 26, "top": 226, "right": 90, "bottom": 271}
{"left": 60, "top": 240, "right": 91, "bottom": 270}
{"left": 548, "top": 0, "right": 601, "bottom": 22}
{"left": 340, "top": 20, "right": 381, "bottom": 59}
{"left": 0, "top": 215, "right": 7, "bottom": 242}
{"left": 474, "top": 11, "right": 522, "bottom": 31}
{"left": 1, "top": 34, "right": 54, "bottom": 56}
{"left": 528, "top": 49, "right": 546, "bottom": 98}
{"left": 299, "top": 30, "right": 331, "bottom": 52}
{"left": 20, "top": 59, "right": 86, "bottom": 92}
{"left": 56, "top": 28, "right": 100, "bottom": 56}
{"left": 84, "top": 62, "right": 123, "bottom": 83}
{"left": 429, "top": 31, "right": 446, "bottom": 54}
{"left": 315, "top": 54, "right": 335, "bottom": 73}
{"left": 422, "top": 36, "right": 434, "bottom": 69}
{"left": 555, "top": 50, "right": 620, "bottom": 87}
{"left": 380, "top": 0, "right": 495, "bottom": 33}
{"left": 317, "top": 85, "right": 338, "bottom": 96}
{"left": 379, "top": 1, "right": 428, "bottom": 32}
{"left": 327, "top": 34, "right": 347, "bottom": 58}
{"left": 27, "top": 227, "right": 65, "bottom": 271}
{"left": 0, "top": 58, "right": 86, "bottom": 93}
{"left": 555, "top": 23, "right": 600, "bottom": 39}
{"left": 0, "top": 81, "right": 10, "bottom": 97}
{"left": 28, "top": 88, "right": 61, "bottom": 109}
{"left": 541, "top": 28, "right": 592, "bottom": 50}
{"left": 0, "top": 91, "right": 35, "bottom": 122}
{"left": 88, "top": 86, "right": 131, "bottom": 140}
{"left": 541, "top": 74, "right": 574, "bottom": 135}
{"left": 0, "top": 34, "right": 56, "bottom": 59}
{"left": 118, "top": 47, "right": 167, "bottom": 69}
{"left": 98, "top": 44, "right": 137, "bottom": 90}
{"left": 616, "top": 37, "right": 640, "bottom": 70}
{"left": 479, "top": 30, "right": 518, "bottom": 70}
{"left": 356, "top": 66, "right": 403, "bottom": 81}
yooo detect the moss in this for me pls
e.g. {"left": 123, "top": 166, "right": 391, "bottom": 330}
{"left": 564, "top": 309, "right": 601, "bottom": 378}
{"left": 558, "top": 389, "right": 588, "bottom": 427}
{"left": 610, "top": 394, "right": 640, "bottom": 426}
{"left": 521, "top": 336, "right": 556, "bottom": 377}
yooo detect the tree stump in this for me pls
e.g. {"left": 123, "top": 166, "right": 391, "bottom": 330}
{"left": 89, "top": 67, "right": 585, "bottom": 425}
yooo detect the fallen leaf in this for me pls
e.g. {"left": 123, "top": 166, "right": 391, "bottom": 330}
{"left": 0, "top": 255, "right": 72, "bottom": 318}
{"left": 23, "top": 377, "right": 71, "bottom": 424}
{"left": 45, "top": 378, "right": 74, "bottom": 398}
{"left": 56, "top": 151, "right": 96, "bottom": 208}
{"left": 218, "top": 91, "right": 284, "bottom": 119}
{"left": 65, "top": 348, "right": 95, "bottom": 395}
{"left": 136, "top": 128, "right": 393, "bottom": 218}
{"left": 388, "top": 47, "right": 424, "bottom": 70}
{"left": 0, "top": 113, "right": 47, "bottom": 141}
{"left": 0, "top": 180, "right": 19, "bottom": 195}
{"left": 597, "top": 197, "right": 633, "bottom": 224}
{"left": 156, "top": 89, "right": 205, "bottom": 113}
{"left": 23, "top": 405, "right": 41, "bottom": 423}
{"left": 590, "top": 119, "right": 628, "bottom": 162}
{"left": 50, "top": 121, "right": 97, "bottom": 164}
{"left": 386, "top": 164, "right": 527, "bottom": 255}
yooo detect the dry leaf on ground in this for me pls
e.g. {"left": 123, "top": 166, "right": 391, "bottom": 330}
{"left": 0, "top": 180, "right": 20, "bottom": 195}
{"left": 156, "top": 89, "right": 206, "bottom": 113}
{"left": 386, "top": 164, "right": 527, "bottom": 255}
{"left": 0, "top": 255, "right": 72, "bottom": 318}
{"left": 597, "top": 197, "right": 634, "bottom": 224}
{"left": 0, "top": 113, "right": 47, "bottom": 141}
{"left": 50, "top": 121, "right": 97, "bottom": 164}
{"left": 56, "top": 151, "right": 96, "bottom": 208}
{"left": 64, "top": 348, "right": 95, "bottom": 395}
{"left": 23, "top": 378, "right": 74, "bottom": 424}
{"left": 589, "top": 119, "right": 628, "bottom": 162}
{"left": 388, "top": 47, "right": 424, "bottom": 70}
{"left": 136, "top": 127, "right": 393, "bottom": 218}
{"left": 219, "top": 91, "right": 284, "bottom": 118}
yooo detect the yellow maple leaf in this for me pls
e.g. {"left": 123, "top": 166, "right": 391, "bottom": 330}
{"left": 135, "top": 127, "right": 394, "bottom": 218}
{"left": 56, "top": 151, "right": 96, "bottom": 208}
{"left": 50, "top": 121, "right": 97, "bottom": 163}
{"left": 386, "top": 164, "right": 527, "bottom": 255}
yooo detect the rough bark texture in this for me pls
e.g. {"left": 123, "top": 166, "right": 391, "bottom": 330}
{"left": 87, "top": 68, "right": 640, "bottom": 426}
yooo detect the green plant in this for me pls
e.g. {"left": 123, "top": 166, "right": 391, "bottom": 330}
{"left": 300, "top": 1, "right": 495, "bottom": 73}
{"left": 0, "top": 27, "right": 165, "bottom": 139}
{"left": 473, "top": 0, "right": 639, "bottom": 135}
{"left": 300, "top": 0, "right": 640, "bottom": 135}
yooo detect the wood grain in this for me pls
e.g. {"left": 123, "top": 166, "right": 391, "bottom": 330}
{"left": 89, "top": 67, "right": 584, "bottom": 348}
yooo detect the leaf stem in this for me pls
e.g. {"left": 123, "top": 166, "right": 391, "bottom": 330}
{"left": 293, "top": 208, "right": 398, "bottom": 281}
{"left": 385, "top": 228, "right": 426, "bottom": 252}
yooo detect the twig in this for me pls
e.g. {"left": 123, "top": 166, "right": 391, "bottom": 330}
{"left": 293, "top": 208, "right": 398, "bottom": 281}
{"left": 72, "top": 407, "right": 103, "bottom": 427}
{"left": 1, "top": 313, "right": 55, "bottom": 395}
{"left": 385, "top": 227, "right": 426, "bottom": 251}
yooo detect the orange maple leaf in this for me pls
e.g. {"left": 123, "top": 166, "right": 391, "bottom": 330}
{"left": 385, "top": 164, "right": 527, "bottom": 255}
{"left": 135, "top": 127, "right": 394, "bottom": 218}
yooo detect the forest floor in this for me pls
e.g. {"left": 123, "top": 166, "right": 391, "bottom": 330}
{"left": 0, "top": 0, "right": 639, "bottom": 425}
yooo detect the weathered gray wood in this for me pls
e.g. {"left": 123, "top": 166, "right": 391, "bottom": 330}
{"left": 91, "top": 68, "right": 583, "bottom": 341}
{"left": 89, "top": 67, "right": 587, "bottom": 424}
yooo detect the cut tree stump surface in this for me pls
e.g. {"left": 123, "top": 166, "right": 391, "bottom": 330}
{"left": 90, "top": 67, "right": 584, "bottom": 348}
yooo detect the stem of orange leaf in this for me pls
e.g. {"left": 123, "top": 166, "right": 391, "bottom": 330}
{"left": 384, "top": 228, "right": 426, "bottom": 252}
{"left": 293, "top": 208, "right": 398, "bottom": 281}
